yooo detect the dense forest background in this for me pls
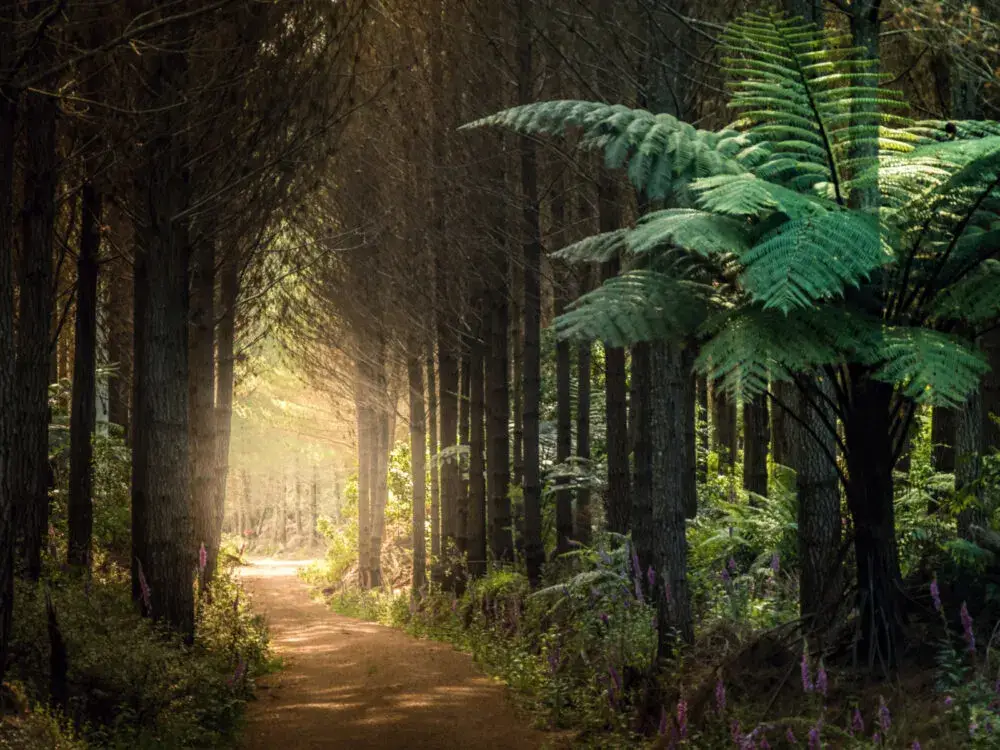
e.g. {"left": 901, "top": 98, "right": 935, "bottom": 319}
{"left": 3, "top": 0, "right": 1000, "bottom": 748}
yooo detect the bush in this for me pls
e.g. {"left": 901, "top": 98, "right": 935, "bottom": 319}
{"left": 7, "top": 562, "right": 270, "bottom": 750}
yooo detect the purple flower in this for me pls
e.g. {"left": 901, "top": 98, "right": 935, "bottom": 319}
{"left": 945, "top": 696, "right": 954, "bottom": 707}
{"left": 786, "top": 727, "right": 797, "bottom": 744}
{"left": 872, "top": 733, "right": 880, "bottom": 744}
{"left": 647, "top": 565, "right": 656, "bottom": 591}
{"left": 676, "top": 698, "right": 688, "bottom": 738}
{"left": 851, "top": 708, "right": 864, "bottom": 735}
{"left": 815, "top": 661, "right": 828, "bottom": 697}
{"left": 758, "top": 735, "right": 770, "bottom": 750}
{"left": 912, "top": 742, "right": 921, "bottom": 750}
{"left": 728, "top": 556, "right": 738, "bottom": 573}
{"left": 715, "top": 678, "right": 726, "bottom": 714}
{"left": 807, "top": 726, "right": 820, "bottom": 749}
{"left": 199, "top": 543, "right": 207, "bottom": 575}
{"left": 599, "top": 612, "right": 610, "bottom": 626}
{"left": 631, "top": 544, "right": 642, "bottom": 575}
{"left": 801, "top": 651, "right": 814, "bottom": 692}
{"left": 658, "top": 706, "right": 668, "bottom": 736}
{"left": 721, "top": 568, "right": 731, "bottom": 584}
{"left": 961, "top": 601, "right": 975, "bottom": 651}
{"left": 770, "top": 552, "right": 780, "bottom": 574}
{"left": 930, "top": 577, "right": 942, "bottom": 612}
{"left": 878, "top": 696, "right": 891, "bottom": 732}
{"left": 730, "top": 719, "right": 741, "bottom": 744}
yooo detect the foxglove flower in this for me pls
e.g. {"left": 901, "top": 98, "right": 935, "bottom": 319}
{"left": 199, "top": 543, "right": 207, "bottom": 575}
{"left": 878, "top": 696, "right": 891, "bottom": 733}
{"left": 676, "top": 698, "right": 688, "bottom": 738}
{"left": 801, "top": 651, "right": 813, "bottom": 692}
{"left": 851, "top": 708, "right": 864, "bottom": 735}
{"left": 786, "top": 727, "right": 797, "bottom": 744}
{"left": 721, "top": 568, "right": 731, "bottom": 584}
{"left": 807, "top": 726, "right": 820, "bottom": 749}
{"left": 758, "top": 735, "right": 770, "bottom": 750}
{"left": 944, "top": 696, "right": 953, "bottom": 707}
{"left": 961, "top": 602, "right": 975, "bottom": 651}
{"left": 715, "top": 678, "right": 726, "bottom": 714}
{"left": 730, "top": 719, "right": 741, "bottom": 744}
{"left": 930, "top": 577, "right": 942, "bottom": 612}
{"left": 815, "top": 661, "right": 828, "bottom": 697}
{"left": 728, "top": 556, "right": 738, "bottom": 573}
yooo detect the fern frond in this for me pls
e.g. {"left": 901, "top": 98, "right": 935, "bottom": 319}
{"left": 552, "top": 229, "right": 627, "bottom": 264}
{"left": 693, "top": 173, "right": 833, "bottom": 218}
{"left": 628, "top": 208, "right": 751, "bottom": 258}
{"left": 740, "top": 212, "right": 885, "bottom": 312}
{"left": 931, "top": 258, "right": 1000, "bottom": 324}
{"left": 554, "top": 270, "right": 714, "bottom": 347}
{"left": 867, "top": 328, "right": 988, "bottom": 407}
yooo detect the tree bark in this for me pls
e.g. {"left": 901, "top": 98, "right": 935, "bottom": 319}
{"left": 370, "top": 397, "right": 389, "bottom": 589}
{"left": 771, "top": 380, "right": 799, "bottom": 470}
{"left": 409, "top": 356, "right": 427, "bottom": 590}
{"left": 956, "top": 388, "right": 985, "bottom": 539}
{"left": 843, "top": 375, "right": 905, "bottom": 669}
{"left": 743, "top": 393, "right": 769, "bottom": 499}
{"left": 427, "top": 354, "right": 441, "bottom": 571}
{"left": 575, "top": 335, "right": 592, "bottom": 545}
{"left": 518, "top": 0, "right": 544, "bottom": 584}
{"left": 696, "top": 376, "right": 709, "bottom": 483}
{"left": 712, "top": 386, "right": 738, "bottom": 472}
{"left": 599, "top": 188, "right": 630, "bottom": 534}
{"left": 457, "top": 345, "right": 472, "bottom": 557}
{"left": 438, "top": 327, "right": 460, "bottom": 575}
{"left": 631, "top": 343, "right": 652, "bottom": 572}
{"left": 650, "top": 341, "right": 695, "bottom": 650}
{"left": 14, "top": 86, "right": 57, "bottom": 581}
{"left": 212, "top": 250, "right": 239, "bottom": 578}
{"left": 468, "top": 328, "right": 487, "bottom": 577}
{"left": 311, "top": 464, "right": 319, "bottom": 544}
{"left": 68, "top": 184, "right": 102, "bottom": 570}
{"left": 355, "top": 376, "right": 372, "bottom": 587}
{"left": 189, "top": 236, "right": 216, "bottom": 578}
{"left": 0, "top": 62, "right": 18, "bottom": 689}
{"left": 796, "top": 375, "right": 842, "bottom": 641}
{"left": 486, "top": 279, "right": 513, "bottom": 563}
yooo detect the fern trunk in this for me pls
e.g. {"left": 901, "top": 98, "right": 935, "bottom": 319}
{"left": 843, "top": 376, "right": 905, "bottom": 668}
{"left": 650, "top": 341, "right": 695, "bottom": 650}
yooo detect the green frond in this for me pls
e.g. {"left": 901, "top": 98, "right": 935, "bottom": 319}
{"left": 693, "top": 173, "right": 833, "bottom": 218}
{"left": 462, "top": 100, "right": 750, "bottom": 201}
{"left": 740, "top": 212, "right": 885, "bottom": 312}
{"left": 868, "top": 328, "right": 988, "bottom": 407}
{"left": 627, "top": 208, "right": 751, "bottom": 258}
{"left": 554, "top": 270, "right": 713, "bottom": 347}
{"left": 932, "top": 258, "right": 1000, "bottom": 324}
{"left": 552, "top": 229, "right": 627, "bottom": 264}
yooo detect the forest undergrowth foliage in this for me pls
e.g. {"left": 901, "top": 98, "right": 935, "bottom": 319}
{"left": 1, "top": 408, "right": 273, "bottom": 750}
{"left": 304, "top": 410, "right": 1000, "bottom": 748}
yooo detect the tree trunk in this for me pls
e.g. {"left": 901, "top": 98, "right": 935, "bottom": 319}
{"left": 796, "top": 375, "right": 842, "bottom": 641}
{"left": 356, "top": 381, "right": 371, "bottom": 587}
{"left": 696, "top": 376, "right": 709, "bottom": 483}
{"left": 438, "top": 328, "right": 460, "bottom": 576}
{"left": 427, "top": 354, "right": 441, "bottom": 571}
{"left": 279, "top": 474, "right": 287, "bottom": 546}
{"left": 409, "top": 356, "right": 427, "bottom": 591}
{"left": 631, "top": 343, "right": 652, "bottom": 573}
{"left": 599, "top": 196, "right": 630, "bottom": 534}
{"left": 771, "top": 380, "right": 799, "bottom": 471}
{"left": 956, "top": 388, "right": 985, "bottom": 539}
{"left": 486, "top": 280, "right": 513, "bottom": 563}
{"left": 0, "top": 69, "right": 18, "bottom": 689}
{"left": 68, "top": 184, "right": 102, "bottom": 570}
{"left": 14, "top": 86, "right": 57, "bottom": 581}
{"left": 212, "top": 250, "right": 239, "bottom": 578}
{"left": 457, "top": 346, "right": 472, "bottom": 558}
{"left": 712, "top": 386, "right": 738, "bottom": 472}
{"left": 189, "top": 236, "right": 216, "bottom": 578}
{"left": 743, "top": 393, "right": 769, "bottom": 499}
{"left": 311, "top": 464, "right": 319, "bottom": 544}
{"left": 575, "top": 335, "right": 592, "bottom": 545}
{"left": 518, "top": 0, "right": 544, "bottom": 584}
{"left": 982, "top": 330, "right": 1000, "bottom": 450}
{"left": 511, "top": 263, "right": 524, "bottom": 489}
{"left": 468, "top": 329, "right": 487, "bottom": 577}
{"left": 843, "top": 376, "right": 905, "bottom": 669}
{"left": 370, "top": 399, "right": 389, "bottom": 589}
{"left": 295, "top": 459, "right": 303, "bottom": 538}
{"left": 650, "top": 341, "right": 695, "bottom": 650}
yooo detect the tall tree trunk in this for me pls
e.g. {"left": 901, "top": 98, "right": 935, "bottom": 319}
{"left": 438, "top": 330, "right": 460, "bottom": 575}
{"left": 696, "top": 376, "right": 709, "bottom": 483}
{"left": 743, "top": 393, "right": 769, "bottom": 499}
{"left": 68, "top": 184, "right": 102, "bottom": 569}
{"left": 631, "top": 343, "right": 653, "bottom": 573}
{"left": 843, "top": 375, "right": 905, "bottom": 669}
{"left": 599, "top": 187, "right": 630, "bottom": 534}
{"left": 14, "top": 86, "right": 57, "bottom": 581}
{"left": 650, "top": 341, "right": 695, "bottom": 650}
{"left": 0, "top": 57, "right": 19, "bottom": 689}
{"left": 518, "top": 0, "right": 544, "bottom": 584}
{"left": 553, "top": 199, "right": 573, "bottom": 557}
{"left": 486, "top": 275, "right": 513, "bottom": 563}
{"left": 370, "top": 398, "right": 389, "bottom": 589}
{"left": 311, "top": 464, "right": 319, "bottom": 544}
{"left": 212, "top": 250, "right": 239, "bottom": 578}
{"left": 355, "top": 380, "right": 371, "bottom": 587}
{"left": 468, "top": 327, "right": 487, "bottom": 577}
{"left": 712, "top": 386, "right": 737, "bottom": 472}
{"left": 771, "top": 380, "right": 798, "bottom": 470}
{"left": 427, "top": 354, "right": 441, "bottom": 572}
{"left": 956, "top": 389, "right": 985, "bottom": 539}
{"left": 796, "top": 375, "right": 842, "bottom": 642}
{"left": 575, "top": 334, "right": 592, "bottom": 545}
{"left": 279, "top": 473, "right": 287, "bottom": 546}
{"left": 511, "top": 263, "right": 524, "bottom": 489}
{"left": 457, "top": 345, "right": 472, "bottom": 558}
{"left": 189, "top": 236, "right": 216, "bottom": 578}
{"left": 295, "top": 458, "right": 303, "bottom": 538}
{"left": 409, "top": 356, "right": 427, "bottom": 590}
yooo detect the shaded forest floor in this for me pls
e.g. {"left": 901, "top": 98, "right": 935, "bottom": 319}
{"left": 240, "top": 559, "right": 559, "bottom": 749}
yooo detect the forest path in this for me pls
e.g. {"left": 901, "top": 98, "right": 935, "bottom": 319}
{"left": 239, "top": 558, "right": 556, "bottom": 750}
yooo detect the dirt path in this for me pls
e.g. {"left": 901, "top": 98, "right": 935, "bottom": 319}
{"left": 239, "top": 559, "right": 557, "bottom": 750}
